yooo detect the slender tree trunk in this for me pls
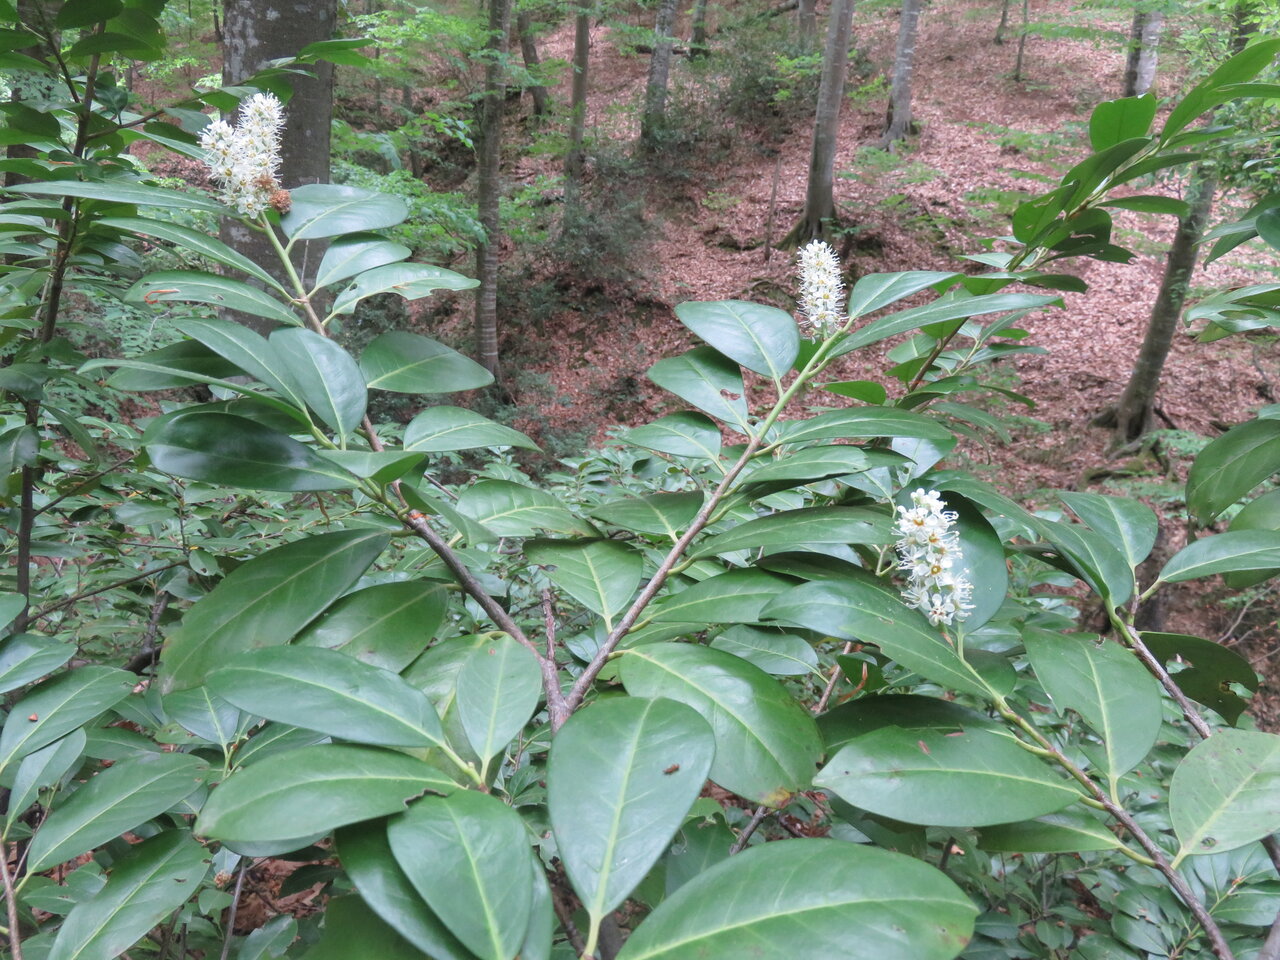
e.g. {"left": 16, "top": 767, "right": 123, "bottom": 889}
{"left": 640, "top": 0, "right": 680, "bottom": 147}
{"left": 1111, "top": 172, "right": 1216, "bottom": 444}
{"left": 994, "top": 0, "right": 1009, "bottom": 44}
{"left": 690, "top": 0, "right": 710, "bottom": 57}
{"left": 798, "top": 0, "right": 817, "bottom": 49}
{"left": 881, "top": 0, "right": 922, "bottom": 149}
{"left": 220, "top": 0, "right": 337, "bottom": 333}
{"left": 475, "top": 0, "right": 514, "bottom": 379}
{"left": 517, "top": 9, "right": 550, "bottom": 116}
{"left": 788, "top": 0, "right": 855, "bottom": 244}
{"left": 564, "top": 1, "right": 591, "bottom": 207}
{"left": 1122, "top": 9, "right": 1163, "bottom": 97}
{"left": 1012, "top": 0, "right": 1029, "bottom": 80}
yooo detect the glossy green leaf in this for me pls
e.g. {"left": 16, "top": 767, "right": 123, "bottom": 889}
{"left": 625, "top": 412, "right": 722, "bottom": 460}
{"left": 198, "top": 744, "right": 455, "bottom": 844}
{"left": 271, "top": 328, "right": 367, "bottom": 441}
{"left": 1186, "top": 418, "right": 1280, "bottom": 524}
{"left": 976, "top": 809, "right": 1122, "bottom": 853}
{"left": 647, "top": 347, "right": 749, "bottom": 433}
{"left": 0, "top": 632, "right": 74, "bottom": 694}
{"left": 675, "top": 300, "right": 799, "bottom": 380}
{"left": 160, "top": 529, "right": 388, "bottom": 693}
{"left": 620, "top": 643, "right": 822, "bottom": 806}
{"left": 550, "top": 697, "right": 715, "bottom": 928}
{"left": 817, "top": 695, "right": 997, "bottom": 753}
{"left": 97, "top": 216, "right": 283, "bottom": 290}
{"left": 1225, "top": 488, "right": 1280, "bottom": 588}
{"left": 1141, "top": 632, "right": 1258, "bottom": 726}
{"left": 1161, "top": 38, "right": 1280, "bottom": 142}
{"left": 209, "top": 646, "right": 446, "bottom": 748}
{"left": 10, "top": 179, "right": 229, "bottom": 215}
{"left": 777, "top": 406, "right": 952, "bottom": 445}
{"left": 740, "top": 445, "right": 874, "bottom": 485}
{"left": 319, "top": 449, "right": 427, "bottom": 484}
{"left": 337, "top": 821, "right": 474, "bottom": 960}
{"left": 711, "top": 625, "right": 819, "bottom": 676}
{"left": 762, "top": 580, "right": 989, "bottom": 698}
{"left": 1023, "top": 629, "right": 1162, "bottom": 784}
{"left": 616, "top": 839, "right": 976, "bottom": 960}
{"left": 5, "top": 731, "right": 86, "bottom": 831}
{"left": 145, "top": 411, "right": 356, "bottom": 492}
{"left": 296, "top": 581, "right": 447, "bottom": 673}
{"left": 651, "top": 569, "right": 795, "bottom": 624}
{"left": 315, "top": 234, "right": 411, "bottom": 289}
{"left": 1059, "top": 491, "right": 1158, "bottom": 568}
{"left": 1028, "top": 516, "right": 1133, "bottom": 608}
{"left": 945, "top": 496, "right": 1007, "bottom": 631}
{"left": 525, "top": 539, "right": 643, "bottom": 625}
{"left": 456, "top": 480, "right": 596, "bottom": 537}
{"left": 28, "top": 753, "right": 208, "bottom": 872}
{"left": 1158, "top": 530, "right": 1280, "bottom": 583}
{"left": 455, "top": 635, "right": 542, "bottom": 767}
{"left": 174, "top": 317, "right": 305, "bottom": 407}
{"left": 838, "top": 292, "right": 1058, "bottom": 355}
{"left": 281, "top": 184, "right": 409, "bottom": 240}
{"left": 692, "top": 506, "right": 892, "bottom": 560}
{"left": 126, "top": 271, "right": 298, "bottom": 326}
{"left": 47, "top": 830, "right": 210, "bottom": 960}
{"left": 332, "top": 262, "right": 478, "bottom": 316}
{"left": 816, "top": 727, "right": 1079, "bottom": 827}
{"left": 1171, "top": 730, "right": 1280, "bottom": 861}
{"left": 305, "top": 895, "right": 428, "bottom": 960}
{"left": 0, "top": 667, "right": 132, "bottom": 776}
{"left": 361, "top": 331, "right": 493, "bottom": 394}
{"left": 163, "top": 687, "right": 242, "bottom": 747}
{"left": 1089, "top": 95, "right": 1157, "bottom": 150}
{"left": 101, "top": 340, "right": 243, "bottom": 391}
{"left": 388, "top": 790, "right": 533, "bottom": 960}
{"left": 589, "top": 491, "right": 703, "bottom": 539}
{"left": 404, "top": 406, "right": 537, "bottom": 452}
{"left": 846, "top": 270, "right": 962, "bottom": 320}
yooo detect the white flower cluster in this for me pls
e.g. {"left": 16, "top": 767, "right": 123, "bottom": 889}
{"left": 894, "top": 488, "right": 974, "bottom": 627}
{"left": 198, "top": 93, "right": 285, "bottom": 218}
{"left": 796, "top": 239, "right": 845, "bottom": 337}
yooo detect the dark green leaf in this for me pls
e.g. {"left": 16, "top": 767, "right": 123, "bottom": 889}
{"left": 976, "top": 809, "right": 1122, "bottom": 853}
{"left": 315, "top": 234, "right": 411, "bottom": 289}
{"left": 817, "top": 695, "right": 997, "bottom": 753}
{"left": 589, "top": 492, "right": 703, "bottom": 539}
{"left": 28, "top": 753, "right": 207, "bottom": 872}
{"left": 0, "top": 633, "right": 74, "bottom": 694}
{"left": 305, "top": 895, "right": 429, "bottom": 960}
{"left": 10, "top": 180, "right": 229, "bottom": 215}
{"left": 97, "top": 216, "right": 283, "bottom": 290}
{"left": 837, "top": 292, "right": 1058, "bottom": 355}
{"left": 647, "top": 347, "right": 749, "bottom": 433}
{"left": 616, "top": 839, "right": 976, "bottom": 960}
{"left": 525, "top": 539, "right": 643, "bottom": 624}
{"left": 620, "top": 643, "right": 822, "bottom": 806}
{"left": 1158, "top": 530, "right": 1280, "bottom": 583}
{"left": 550, "top": 698, "right": 714, "bottom": 927}
{"left": 126, "top": 271, "right": 298, "bottom": 326}
{"left": 1171, "top": 730, "right": 1280, "bottom": 862}
{"left": 296, "top": 581, "right": 447, "bottom": 673}
{"left": 846, "top": 271, "right": 962, "bottom": 320}
{"left": 1089, "top": 95, "right": 1157, "bottom": 151}
{"left": 331, "top": 262, "right": 478, "bottom": 316}
{"left": 739, "top": 445, "right": 876, "bottom": 485}
{"left": 456, "top": 480, "right": 596, "bottom": 537}
{"left": 455, "top": 635, "right": 542, "bottom": 767}
{"left": 777, "top": 407, "right": 952, "bottom": 445}
{"left": 692, "top": 506, "right": 892, "bottom": 560}
{"left": 198, "top": 744, "right": 455, "bottom": 844}
{"left": 675, "top": 300, "right": 799, "bottom": 380}
{"left": 816, "top": 727, "right": 1080, "bottom": 827}
{"left": 361, "top": 332, "right": 493, "bottom": 394}
{"left": 270, "top": 328, "right": 367, "bottom": 441}
{"left": 160, "top": 529, "right": 388, "bottom": 693}
{"left": 404, "top": 406, "right": 537, "bottom": 452}
{"left": 1027, "top": 516, "right": 1133, "bottom": 608}
{"left": 651, "top": 569, "right": 794, "bottom": 624}
{"left": 0, "top": 667, "right": 132, "bottom": 776}
{"left": 1099, "top": 195, "right": 1190, "bottom": 216}
{"left": 1141, "top": 632, "right": 1258, "bottom": 726}
{"left": 388, "top": 790, "right": 534, "bottom": 960}
{"left": 175, "top": 317, "right": 306, "bottom": 408}
{"left": 1059, "top": 491, "right": 1158, "bottom": 568}
{"left": 625, "top": 412, "right": 722, "bottom": 460}
{"left": 281, "top": 184, "right": 408, "bottom": 240}
{"left": 1186, "top": 418, "right": 1280, "bottom": 524}
{"left": 711, "top": 625, "right": 819, "bottom": 676}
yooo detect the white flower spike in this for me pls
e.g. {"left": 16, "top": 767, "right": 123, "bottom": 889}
{"left": 894, "top": 488, "right": 974, "bottom": 627}
{"left": 796, "top": 239, "right": 844, "bottom": 337}
{"left": 199, "top": 92, "right": 285, "bottom": 218}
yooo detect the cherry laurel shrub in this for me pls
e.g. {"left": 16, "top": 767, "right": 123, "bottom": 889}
{"left": 3, "top": 9, "right": 1280, "bottom": 959}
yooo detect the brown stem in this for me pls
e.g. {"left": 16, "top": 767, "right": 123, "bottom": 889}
{"left": 728, "top": 805, "right": 770, "bottom": 855}
{"left": 219, "top": 860, "right": 249, "bottom": 960}
{"left": 814, "top": 641, "right": 855, "bottom": 713}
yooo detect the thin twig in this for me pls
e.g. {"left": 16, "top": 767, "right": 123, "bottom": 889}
{"left": 814, "top": 641, "right": 855, "bottom": 713}
{"left": 550, "top": 882, "right": 587, "bottom": 956}
{"left": 729, "top": 805, "right": 770, "bottom": 855}
{"left": 218, "top": 860, "right": 249, "bottom": 960}
{"left": 124, "top": 592, "right": 171, "bottom": 674}
{"left": 1, "top": 842, "right": 24, "bottom": 960}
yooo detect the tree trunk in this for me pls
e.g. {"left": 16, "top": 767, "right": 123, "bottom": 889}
{"left": 690, "top": 0, "right": 710, "bottom": 57}
{"left": 1121, "top": 9, "right": 1163, "bottom": 97}
{"left": 1111, "top": 172, "right": 1217, "bottom": 445}
{"left": 1012, "top": 0, "right": 1029, "bottom": 80}
{"left": 517, "top": 9, "right": 550, "bottom": 117}
{"left": 563, "top": 2, "right": 591, "bottom": 207}
{"left": 994, "top": 0, "right": 1009, "bottom": 44}
{"left": 475, "top": 0, "right": 514, "bottom": 379}
{"left": 788, "top": 0, "right": 855, "bottom": 244}
{"left": 639, "top": 0, "right": 679, "bottom": 147}
{"left": 220, "top": 0, "right": 337, "bottom": 333}
{"left": 881, "top": 0, "right": 922, "bottom": 149}
{"left": 798, "top": 0, "right": 817, "bottom": 49}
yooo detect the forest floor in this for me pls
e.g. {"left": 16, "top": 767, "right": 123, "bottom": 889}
{"left": 437, "top": 0, "right": 1280, "bottom": 724}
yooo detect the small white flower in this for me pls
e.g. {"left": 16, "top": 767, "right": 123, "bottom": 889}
{"left": 796, "top": 240, "right": 845, "bottom": 336}
{"left": 894, "top": 487, "right": 974, "bottom": 627}
{"left": 199, "top": 93, "right": 285, "bottom": 218}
